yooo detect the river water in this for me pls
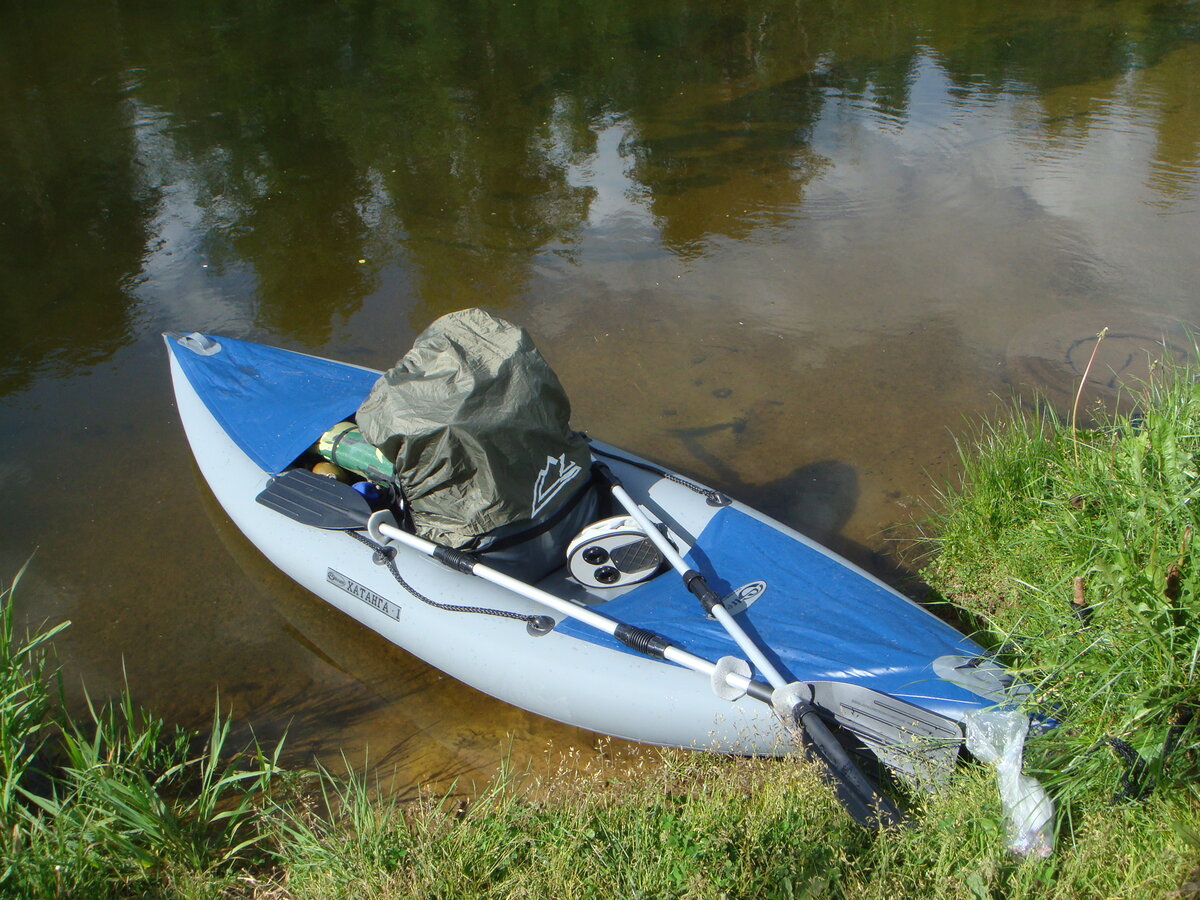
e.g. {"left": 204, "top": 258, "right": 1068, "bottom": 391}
{"left": 1, "top": 0, "right": 1197, "bottom": 791}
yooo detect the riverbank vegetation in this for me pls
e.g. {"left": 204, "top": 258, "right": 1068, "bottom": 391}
{"left": 4, "top": 363, "right": 1200, "bottom": 898}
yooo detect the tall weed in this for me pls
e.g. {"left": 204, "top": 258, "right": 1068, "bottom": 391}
{"left": 0, "top": 572, "right": 284, "bottom": 896}
{"left": 0, "top": 565, "right": 68, "bottom": 888}
{"left": 47, "top": 697, "right": 283, "bottom": 877}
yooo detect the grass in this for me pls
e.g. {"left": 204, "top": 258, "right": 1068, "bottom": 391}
{"left": 4, "top": 359, "right": 1200, "bottom": 897}
{"left": 249, "top": 750, "right": 1198, "bottom": 899}
{"left": 0, "top": 571, "right": 282, "bottom": 897}
{"left": 922, "top": 359, "right": 1200, "bottom": 812}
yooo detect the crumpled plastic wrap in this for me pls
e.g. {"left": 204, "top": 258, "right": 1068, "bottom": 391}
{"left": 964, "top": 708, "right": 1055, "bottom": 858}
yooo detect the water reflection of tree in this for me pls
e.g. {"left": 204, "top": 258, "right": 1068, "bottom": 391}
{"left": 1142, "top": 44, "right": 1200, "bottom": 201}
{"left": 0, "top": 1, "right": 151, "bottom": 396}
{"left": 930, "top": 0, "right": 1199, "bottom": 206}
{"left": 2, "top": 0, "right": 1197, "bottom": 376}
{"left": 121, "top": 3, "right": 379, "bottom": 344}
{"left": 314, "top": 4, "right": 599, "bottom": 317}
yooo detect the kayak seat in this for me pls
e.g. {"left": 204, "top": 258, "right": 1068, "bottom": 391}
{"left": 463, "top": 466, "right": 609, "bottom": 583}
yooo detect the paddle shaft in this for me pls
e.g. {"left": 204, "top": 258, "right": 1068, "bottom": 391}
{"left": 368, "top": 514, "right": 770, "bottom": 702}
{"left": 601, "top": 474, "right": 789, "bottom": 689}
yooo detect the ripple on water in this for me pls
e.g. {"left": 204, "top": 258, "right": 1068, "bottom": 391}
{"left": 1006, "top": 308, "right": 1196, "bottom": 410}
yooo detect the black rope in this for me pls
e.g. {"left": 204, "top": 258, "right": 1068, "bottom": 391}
{"left": 1098, "top": 703, "right": 1196, "bottom": 803}
{"left": 1106, "top": 737, "right": 1154, "bottom": 802}
{"left": 590, "top": 445, "right": 729, "bottom": 506}
{"left": 345, "top": 530, "right": 543, "bottom": 626}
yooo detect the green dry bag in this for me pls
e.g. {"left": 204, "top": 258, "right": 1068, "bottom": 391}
{"left": 355, "top": 308, "right": 597, "bottom": 565}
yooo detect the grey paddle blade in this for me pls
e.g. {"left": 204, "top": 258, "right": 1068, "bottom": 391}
{"left": 256, "top": 468, "right": 374, "bottom": 530}
{"left": 805, "top": 681, "right": 964, "bottom": 786}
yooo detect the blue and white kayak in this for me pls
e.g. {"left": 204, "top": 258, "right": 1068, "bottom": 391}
{"left": 165, "top": 331, "right": 1013, "bottom": 775}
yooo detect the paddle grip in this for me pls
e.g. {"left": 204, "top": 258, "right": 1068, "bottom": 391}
{"left": 593, "top": 461, "right": 620, "bottom": 487}
{"left": 684, "top": 569, "right": 722, "bottom": 613}
{"left": 745, "top": 680, "right": 774, "bottom": 704}
{"left": 793, "top": 701, "right": 903, "bottom": 829}
{"left": 614, "top": 624, "right": 671, "bottom": 659}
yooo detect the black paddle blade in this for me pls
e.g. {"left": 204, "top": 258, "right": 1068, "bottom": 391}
{"left": 256, "top": 468, "right": 374, "bottom": 530}
{"left": 794, "top": 703, "right": 904, "bottom": 829}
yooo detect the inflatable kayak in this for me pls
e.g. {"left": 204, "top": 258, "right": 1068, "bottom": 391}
{"left": 164, "top": 329, "right": 1019, "bottom": 801}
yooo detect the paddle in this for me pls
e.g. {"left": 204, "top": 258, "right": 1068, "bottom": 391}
{"left": 259, "top": 469, "right": 766, "bottom": 695}
{"left": 256, "top": 468, "right": 901, "bottom": 827}
{"left": 596, "top": 465, "right": 790, "bottom": 684}
{"left": 593, "top": 462, "right": 963, "bottom": 787}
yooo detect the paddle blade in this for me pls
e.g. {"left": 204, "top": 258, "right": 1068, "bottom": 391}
{"left": 256, "top": 468, "right": 373, "bottom": 530}
{"left": 805, "top": 681, "right": 963, "bottom": 786}
{"left": 794, "top": 703, "right": 904, "bottom": 829}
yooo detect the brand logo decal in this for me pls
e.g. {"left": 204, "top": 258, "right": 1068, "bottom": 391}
{"left": 710, "top": 580, "right": 767, "bottom": 617}
{"left": 531, "top": 453, "right": 583, "bottom": 517}
{"left": 328, "top": 569, "right": 401, "bottom": 621}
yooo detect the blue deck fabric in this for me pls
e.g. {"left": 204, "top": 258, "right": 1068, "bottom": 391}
{"left": 557, "top": 508, "right": 990, "bottom": 714}
{"left": 169, "top": 334, "right": 379, "bottom": 473}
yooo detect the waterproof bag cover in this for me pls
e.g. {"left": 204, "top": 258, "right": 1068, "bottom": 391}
{"left": 356, "top": 308, "right": 596, "bottom": 574}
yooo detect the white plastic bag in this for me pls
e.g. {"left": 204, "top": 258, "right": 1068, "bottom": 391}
{"left": 963, "top": 708, "right": 1055, "bottom": 858}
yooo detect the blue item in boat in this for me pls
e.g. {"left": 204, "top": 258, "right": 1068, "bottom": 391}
{"left": 352, "top": 481, "right": 385, "bottom": 503}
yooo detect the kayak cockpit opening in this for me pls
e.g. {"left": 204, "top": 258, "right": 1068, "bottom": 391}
{"left": 292, "top": 421, "right": 673, "bottom": 599}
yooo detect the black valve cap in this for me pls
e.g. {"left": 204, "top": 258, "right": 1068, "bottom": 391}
{"left": 595, "top": 565, "right": 620, "bottom": 584}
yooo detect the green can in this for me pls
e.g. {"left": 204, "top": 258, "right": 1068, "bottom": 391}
{"left": 315, "top": 422, "right": 394, "bottom": 485}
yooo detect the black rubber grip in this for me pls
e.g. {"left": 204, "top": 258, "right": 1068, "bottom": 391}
{"left": 745, "top": 680, "right": 774, "bottom": 703}
{"left": 433, "top": 546, "right": 476, "bottom": 574}
{"left": 614, "top": 623, "right": 671, "bottom": 658}
{"left": 684, "top": 569, "right": 722, "bottom": 613}
{"left": 594, "top": 461, "right": 620, "bottom": 488}
{"left": 792, "top": 701, "right": 903, "bottom": 828}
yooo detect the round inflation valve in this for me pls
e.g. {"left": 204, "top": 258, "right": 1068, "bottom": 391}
{"left": 594, "top": 565, "right": 620, "bottom": 584}
{"left": 582, "top": 546, "right": 609, "bottom": 565}
{"left": 566, "top": 516, "right": 665, "bottom": 588}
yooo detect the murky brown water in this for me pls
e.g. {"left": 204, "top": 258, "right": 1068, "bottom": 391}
{"left": 2, "top": 0, "right": 1197, "bottom": 791}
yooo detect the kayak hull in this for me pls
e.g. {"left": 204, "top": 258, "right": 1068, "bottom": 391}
{"left": 165, "top": 332, "right": 996, "bottom": 756}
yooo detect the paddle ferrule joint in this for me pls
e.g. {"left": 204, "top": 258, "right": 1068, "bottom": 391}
{"left": 433, "top": 546, "right": 476, "bottom": 574}
{"left": 613, "top": 623, "right": 671, "bottom": 658}
{"left": 684, "top": 569, "right": 722, "bottom": 613}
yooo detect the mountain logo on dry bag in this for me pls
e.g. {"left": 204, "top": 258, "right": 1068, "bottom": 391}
{"left": 532, "top": 453, "right": 583, "bottom": 516}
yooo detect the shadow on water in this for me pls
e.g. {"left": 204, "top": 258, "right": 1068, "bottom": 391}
{"left": 664, "top": 418, "right": 977, "bottom": 637}
{"left": 669, "top": 420, "right": 869, "bottom": 566}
